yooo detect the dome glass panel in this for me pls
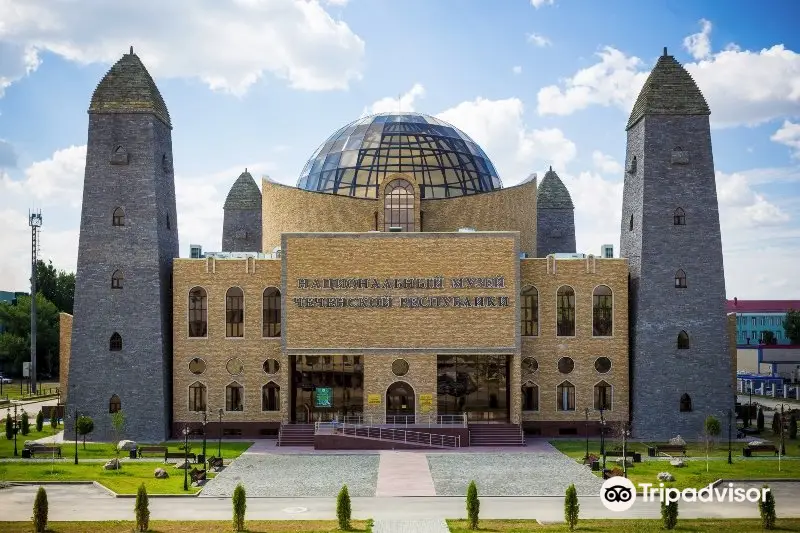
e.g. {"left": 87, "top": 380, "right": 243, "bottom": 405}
{"left": 297, "top": 112, "right": 502, "bottom": 199}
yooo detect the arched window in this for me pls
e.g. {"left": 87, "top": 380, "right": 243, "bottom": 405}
{"left": 673, "top": 207, "right": 686, "bottom": 226}
{"left": 109, "top": 332, "right": 122, "bottom": 351}
{"left": 226, "top": 382, "right": 244, "bottom": 411}
{"left": 556, "top": 286, "right": 576, "bottom": 336}
{"left": 383, "top": 179, "right": 415, "bottom": 232}
{"left": 112, "top": 207, "right": 125, "bottom": 226}
{"left": 522, "top": 382, "right": 539, "bottom": 411}
{"left": 226, "top": 287, "right": 244, "bottom": 338}
{"left": 521, "top": 286, "right": 539, "bottom": 336}
{"left": 594, "top": 381, "right": 612, "bottom": 410}
{"left": 188, "top": 287, "right": 208, "bottom": 337}
{"left": 557, "top": 381, "right": 575, "bottom": 411}
{"left": 189, "top": 382, "right": 207, "bottom": 411}
{"left": 262, "top": 382, "right": 280, "bottom": 412}
{"left": 109, "top": 394, "right": 121, "bottom": 413}
{"left": 677, "top": 330, "right": 690, "bottom": 349}
{"left": 592, "top": 285, "right": 613, "bottom": 336}
{"left": 111, "top": 270, "right": 123, "bottom": 289}
{"left": 629, "top": 214, "right": 634, "bottom": 231}
{"left": 675, "top": 269, "right": 687, "bottom": 289}
{"left": 262, "top": 287, "right": 281, "bottom": 337}
{"left": 680, "top": 393, "right": 692, "bottom": 412}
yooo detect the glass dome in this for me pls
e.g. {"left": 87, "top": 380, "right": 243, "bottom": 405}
{"left": 297, "top": 112, "right": 502, "bottom": 199}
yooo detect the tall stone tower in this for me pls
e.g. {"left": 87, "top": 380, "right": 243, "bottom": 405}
{"left": 621, "top": 48, "right": 732, "bottom": 439}
{"left": 67, "top": 48, "right": 178, "bottom": 441}
{"left": 222, "top": 170, "right": 262, "bottom": 252}
{"left": 536, "top": 167, "right": 576, "bottom": 257}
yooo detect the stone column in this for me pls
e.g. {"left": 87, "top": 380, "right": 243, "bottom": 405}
{"left": 771, "top": 383, "right": 776, "bottom": 397}
{"left": 784, "top": 386, "right": 788, "bottom": 398}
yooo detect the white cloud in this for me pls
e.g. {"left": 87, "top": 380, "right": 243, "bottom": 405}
{"left": 530, "top": 0, "right": 555, "bottom": 8}
{"left": 683, "top": 18, "right": 713, "bottom": 60}
{"left": 0, "top": 139, "right": 17, "bottom": 167}
{"left": 591, "top": 150, "right": 622, "bottom": 175}
{"left": 527, "top": 33, "right": 552, "bottom": 48}
{"left": 512, "top": 65, "right": 523, "bottom": 75}
{"left": 0, "top": 42, "right": 40, "bottom": 97}
{"left": 0, "top": 0, "right": 365, "bottom": 96}
{"left": 771, "top": 120, "right": 800, "bottom": 158}
{"left": 363, "top": 83, "right": 425, "bottom": 115}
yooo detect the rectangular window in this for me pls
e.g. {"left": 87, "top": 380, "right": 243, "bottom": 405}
{"left": 189, "top": 385, "right": 206, "bottom": 411}
{"left": 557, "top": 384, "right": 575, "bottom": 411}
{"left": 226, "top": 385, "right": 243, "bottom": 411}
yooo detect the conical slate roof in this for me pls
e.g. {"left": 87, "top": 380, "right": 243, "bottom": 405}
{"left": 626, "top": 48, "right": 709, "bottom": 130}
{"left": 537, "top": 167, "right": 573, "bottom": 209}
{"left": 224, "top": 170, "right": 262, "bottom": 210}
{"left": 89, "top": 47, "right": 171, "bottom": 127}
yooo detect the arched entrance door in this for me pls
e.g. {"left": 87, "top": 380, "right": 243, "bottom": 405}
{"left": 386, "top": 381, "right": 415, "bottom": 423}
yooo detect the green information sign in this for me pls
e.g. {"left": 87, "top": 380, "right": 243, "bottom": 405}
{"left": 315, "top": 387, "right": 333, "bottom": 408}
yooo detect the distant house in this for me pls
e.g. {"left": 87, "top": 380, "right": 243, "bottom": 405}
{"left": 727, "top": 298, "right": 800, "bottom": 346}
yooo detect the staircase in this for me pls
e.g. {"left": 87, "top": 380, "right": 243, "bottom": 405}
{"left": 469, "top": 423, "right": 525, "bottom": 446}
{"left": 277, "top": 423, "right": 314, "bottom": 446}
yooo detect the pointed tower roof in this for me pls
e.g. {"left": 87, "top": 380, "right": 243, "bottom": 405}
{"left": 537, "top": 167, "right": 573, "bottom": 209}
{"left": 626, "top": 47, "right": 709, "bottom": 130}
{"left": 224, "top": 170, "right": 262, "bottom": 210}
{"left": 89, "top": 46, "right": 171, "bottom": 127}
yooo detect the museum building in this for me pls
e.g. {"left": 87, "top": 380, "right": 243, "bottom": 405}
{"left": 62, "top": 47, "right": 734, "bottom": 445}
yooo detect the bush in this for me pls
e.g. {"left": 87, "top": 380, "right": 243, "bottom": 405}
{"left": 661, "top": 499, "right": 678, "bottom": 530}
{"left": 564, "top": 483, "right": 579, "bottom": 531}
{"left": 232, "top": 483, "right": 246, "bottom": 532}
{"left": 35, "top": 410, "right": 44, "bottom": 432}
{"left": 77, "top": 415, "right": 94, "bottom": 449}
{"left": 789, "top": 415, "right": 797, "bottom": 440}
{"left": 757, "top": 408, "right": 765, "bottom": 431}
{"left": 704, "top": 415, "right": 721, "bottom": 437}
{"left": 337, "top": 484, "right": 352, "bottom": 531}
{"left": 20, "top": 411, "right": 29, "bottom": 436}
{"left": 759, "top": 484, "right": 776, "bottom": 530}
{"left": 50, "top": 412, "right": 58, "bottom": 430}
{"left": 772, "top": 412, "right": 782, "bottom": 435}
{"left": 32, "top": 486, "right": 48, "bottom": 532}
{"left": 5, "top": 412, "right": 12, "bottom": 440}
{"left": 466, "top": 480, "right": 480, "bottom": 530}
{"left": 135, "top": 483, "right": 149, "bottom": 532}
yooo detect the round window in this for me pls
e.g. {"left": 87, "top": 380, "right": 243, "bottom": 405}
{"left": 391, "top": 359, "right": 409, "bottom": 377}
{"left": 263, "top": 359, "right": 280, "bottom": 374}
{"left": 226, "top": 357, "right": 244, "bottom": 376}
{"left": 558, "top": 357, "right": 575, "bottom": 374}
{"left": 522, "top": 357, "right": 538, "bottom": 375}
{"left": 595, "top": 357, "right": 612, "bottom": 373}
{"left": 188, "top": 357, "right": 206, "bottom": 375}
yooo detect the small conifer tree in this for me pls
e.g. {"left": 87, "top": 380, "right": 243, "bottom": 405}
{"left": 232, "top": 483, "right": 246, "bottom": 532}
{"left": 5, "top": 412, "right": 12, "bottom": 440}
{"left": 21, "top": 411, "right": 30, "bottom": 435}
{"left": 32, "top": 486, "right": 48, "bottom": 532}
{"left": 757, "top": 408, "right": 765, "bottom": 431}
{"left": 135, "top": 483, "right": 150, "bottom": 532}
{"left": 337, "top": 484, "right": 352, "bottom": 531}
{"left": 789, "top": 415, "right": 797, "bottom": 440}
{"left": 466, "top": 480, "right": 480, "bottom": 530}
{"left": 49, "top": 411, "right": 58, "bottom": 430}
{"left": 661, "top": 499, "right": 678, "bottom": 529}
{"left": 772, "top": 412, "right": 782, "bottom": 435}
{"left": 35, "top": 410, "right": 44, "bottom": 432}
{"left": 759, "top": 484, "right": 776, "bottom": 530}
{"left": 564, "top": 483, "right": 579, "bottom": 531}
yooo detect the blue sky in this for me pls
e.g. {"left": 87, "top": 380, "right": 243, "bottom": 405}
{"left": 1, "top": 0, "right": 799, "bottom": 298}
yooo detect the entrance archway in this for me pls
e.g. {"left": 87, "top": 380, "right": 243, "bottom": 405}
{"left": 386, "top": 381, "right": 415, "bottom": 423}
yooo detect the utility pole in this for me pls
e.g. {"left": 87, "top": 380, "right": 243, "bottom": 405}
{"left": 29, "top": 210, "right": 43, "bottom": 394}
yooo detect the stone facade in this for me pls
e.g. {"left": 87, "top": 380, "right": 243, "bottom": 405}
{"left": 59, "top": 313, "right": 72, "bottom": 403}
{"left": 536, "top": 208, "right": 577, "bottom": 258}
{"left": 222, "top": 171, "right": 262, "bottom": 252}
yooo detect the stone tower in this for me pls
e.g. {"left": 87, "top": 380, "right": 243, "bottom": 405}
{"left": 66, "top": 48, "right": 178, "bottom": 442}
{"left": 222, "top": 170, "right": 262, "bottom": 252}
{"left": 620, "top": 48, "right": 732, "bottom": 439}
{"left": 536, "top": 167, "right": 576, "bottom": 257}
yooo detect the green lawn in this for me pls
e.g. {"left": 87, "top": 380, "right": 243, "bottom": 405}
{"left": 449, "top": 519, "right": 800, "bottom": 532}
{"left": 0, "top": 521, "right": 372, "bottom": 532}
{"left": 0, "top": 427, "right": 65, "bottom": 458}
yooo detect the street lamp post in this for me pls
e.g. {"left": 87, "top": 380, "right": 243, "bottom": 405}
{"left": 12, "top": 403, "right": 19, "bottom": 456}
{"left": 775, "top": 403, "right": 789, "bottom": 472}
{"left": 218, "top": 408, "right": 224, "bottom": 460}
{"left": 584, "top": 407, "right": 589, "bottom": 464}
{"left": 73, "top": 407, "right": 79, "bottom": 465}
{"left": 599, "top": 407, "right": 607, "bottom": 477}
{"left": 622, "top": 423, "right": 630, "bottom": 479}
{"left": 201, "top": 410, "right": 208, "bottom": 471}
{"left": 182, "top": 426, "right": 190, "bottom": 491}
{"left": 727, "top": 408, "right": 733, "bottom": 465}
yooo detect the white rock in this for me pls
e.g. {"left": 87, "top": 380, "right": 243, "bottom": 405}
{"left": 103, "top": 458, "right": 121, "bottom": 470}
{"left": 154, "top": 468, "right": 169, "bottom": 479}
{"left": 191, "top": 480, "right": 206, "bottom": 487}
{"left": 657, "top": 472, "right": 675, "bottom": 482}
{"left": 174, "top": 460, "right": 191, "bottom": 469}
{"left": 668, "top": 435, "right": 686, "bottom": 446}
{"left": 117, "top": 440, "right": 137, "bottom": 451}
{"left": 669, "top": 459, "right": 685, "bottom": 468}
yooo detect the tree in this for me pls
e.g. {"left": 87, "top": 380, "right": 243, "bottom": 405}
{"left": 784, "top": 309, "right": 800, "bottom": 345}
{"left": 5, "top": 412, "right": 12, "bottom": 440}
{"left": 790, "top": 415, "right": 797, "bottom": 440}
{"left": 232, "top": 483, "right": 247, "bottom": 532}
{"left": 35, "top": 260, "right": 75, "bottom": 315}
{"left": 35, "top": 410, "right": 43, "bottom": 432}
{"left": 337, "top": 484, "right": 352, "bottom": 531}
{"left": 661, "top": 499, "right": 679, "bottom": 530}
{"left": 111, "top": 410, "right": 125, "bottom": 459}
{"left": 50, "top": 411, "right": 58, "bottom": 431}
{"left": 762, "top": 331, "right": 777, "bottom": 345}
{"left": 76, "top": 415, "right": 94, "bottom": 449}
{"left": 466, "top": 480, "right": 480, "bottom": 530}
{"left": 564, "top": 483, "right": 579, "bottom": 531}
{"left": 0, "top": 293, "right": 60, "bottom": 377}
{"left": 20, "top": 412, "right": 30, "bottom": 435}
{"left": 135, "top": 483, "right": 150, "bottom": 532}
{"left": 757, "top": 408, "right": 765, "bottom": 431}
{"left": 759, "top": 484, "right": 776, "bottom": 530}
{"left": 772, "top": 412, "right": 782, "bottom": 435}
{"left": 32, "top": 486, "right": 48, "bottom": 533}
{"left": 703, "top": 415, "right": 721, "bottom": 472}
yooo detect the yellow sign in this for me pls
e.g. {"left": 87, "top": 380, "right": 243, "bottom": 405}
{"left": 420, "top": 394, "right": 433, "bottom": 413}
{"left": 367, "top": 394, "right": 381, "bottom": 405}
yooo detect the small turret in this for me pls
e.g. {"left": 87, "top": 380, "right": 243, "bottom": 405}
{"left": 536, "top": 166, "right": 576, "bottom": 257}
{"left": 222, "top": 169, "right": 262, "bottom": 252}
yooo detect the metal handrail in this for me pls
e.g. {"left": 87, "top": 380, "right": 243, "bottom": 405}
{"left": 341, "top": 413, "right": 467, "bottom": 427}
{"left": 337, "top": 423, "right": 461, "bottom": 448}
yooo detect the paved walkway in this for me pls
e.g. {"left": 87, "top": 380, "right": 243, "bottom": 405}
{"left": 375, "top": 452, "right": 436, "bottom": 497}
{"left": 372, "top": 519, "right": 449, "bottom": 533}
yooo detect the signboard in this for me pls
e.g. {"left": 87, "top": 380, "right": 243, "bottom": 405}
{"left": 367, "top": 394, "right": 382, "bottom": 405}
{"left": 419, "top": 394, "right": 433, "bottom": 413}
{"left": 315, "top": 387, "right": 332, "bottom": 408}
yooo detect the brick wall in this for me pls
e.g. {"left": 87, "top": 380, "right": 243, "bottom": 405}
{"left": 59, "top": 313, "right": 73, "bottom": 402}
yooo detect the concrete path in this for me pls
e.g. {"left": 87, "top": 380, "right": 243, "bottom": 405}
{"left": 375, "top": 452, "right": 436, "bottom": 497}
{"left": 372, "top": 518, "right": 449, "bottom": 533}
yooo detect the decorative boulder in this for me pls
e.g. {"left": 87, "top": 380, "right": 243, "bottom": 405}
{"left": 669, "top": 459, "right": 685, "bottom": 468}
{"left": 668, "top": 435, "right": 686, "bottom": 446}
{"left": 748, "top": 439, "right": 765, "bottom": 446}
{"left": 191, "top": 480, "right": 206, "bottom": 488}
{"left": 174, "top": 460, "right": 191, "bottom": 469}
{"left": 154, "top": 468, "right": 169, "bottom": 479}
{"left": 117, "top": 440, "right": 137, "bottom": 451}
{"left": 657, "top": 472, "right": 675, "bottom": 482}
{"left": 23, "top": 441, "right": 39, "bottom": 449}
{"left": 103, "top": 458, "right": 121, "bottom": 470}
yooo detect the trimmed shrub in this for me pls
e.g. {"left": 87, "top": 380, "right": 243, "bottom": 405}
{"left": 35, "top": 410, "right": 44, "bottom": 432}
{"left": 49, "top": 412, "right": 58, "bottom": 430}
{"left": 757, "top": 408, "right": 765, "bottom": 431}
{"left": 789, "top": 415, "right": 797, "bottom": 440}
{"left": 232, "top": 483, "right": 246, "bottom": 532}
{"left": 135, "top": 483, "right": 150, "bottom": 532}
{"left": 661, "top": 499, "right": 678, "bottom": 530}
{"left": 466, "top": 480, "right": 480, "bottom": 530}
{"left": 772, "top": 412, "right": 782, "bottom": 435}
{"left": 564, "top": 483, "right": 579, "bottom": 531}
{"left": 759, "top": 484, "right": 776, "bottom": 530}
{"left": 77, "top": 415, "right": 94, "bottom": 449}
{"left": 20, "top": 411, "right": 29, "bottom": 436}
{"left": 32, "top": 486, "right": 48, "bottom": 532}
{"left": 5, "top": 412, "right": 12, "bottom": 440}
{"left": 337, "top": 484, "right": 352, "bottom": 531}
